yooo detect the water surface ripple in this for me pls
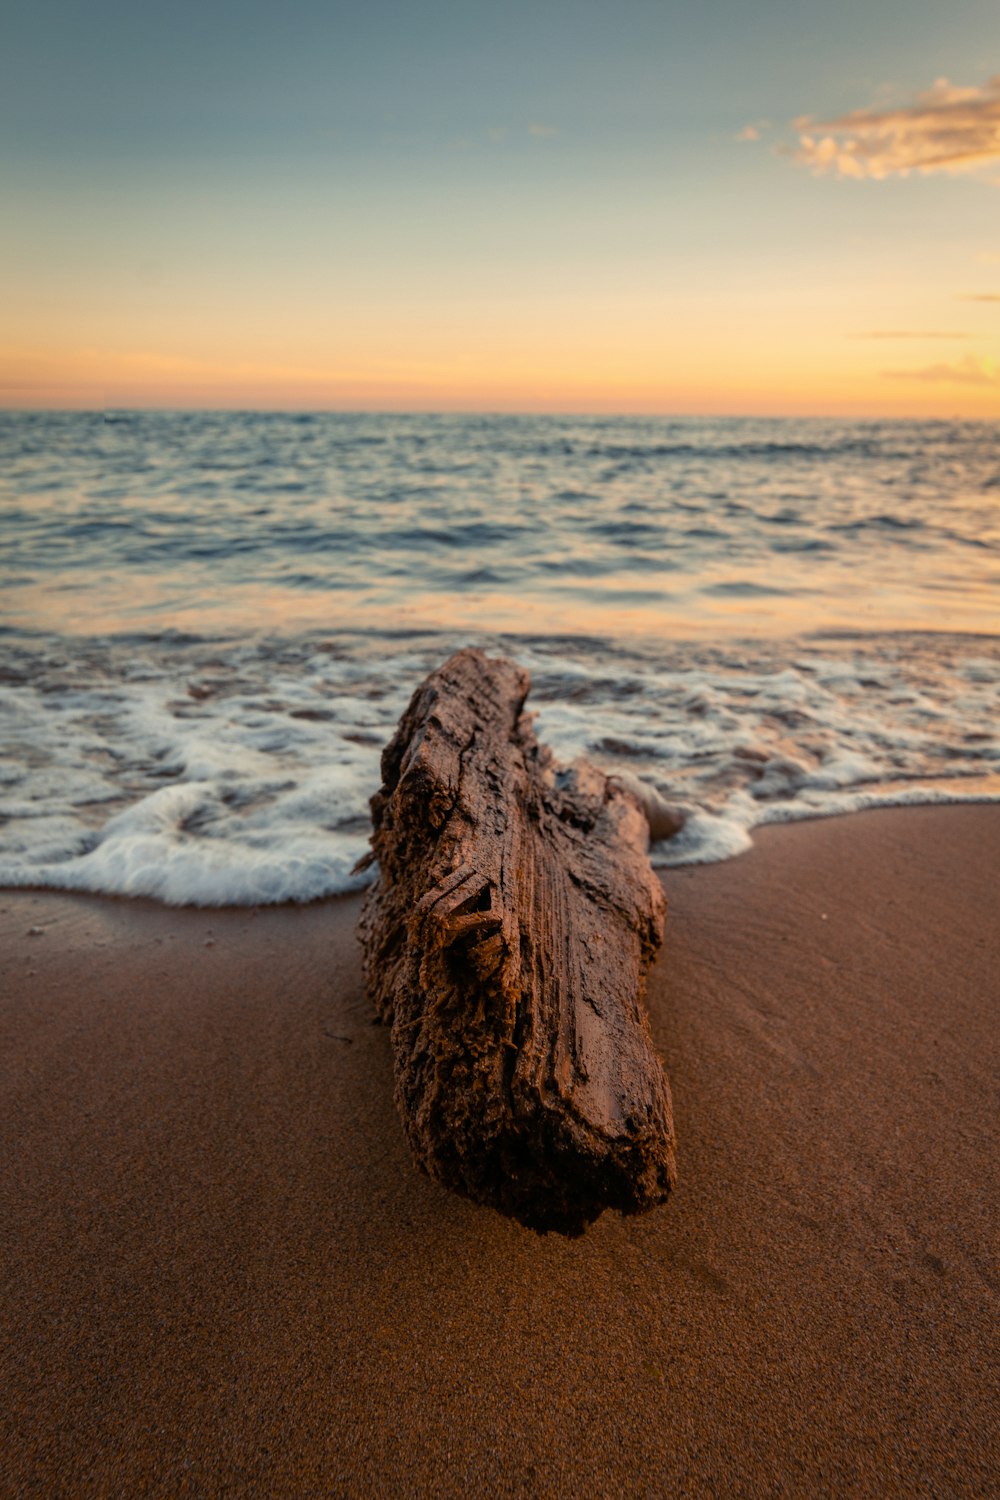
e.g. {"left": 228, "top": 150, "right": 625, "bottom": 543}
{"left": 2, "top": 411, "right": 997, "bottom": 637}
{"left": 1, "top": 413, "right": 997, "bottom": 903}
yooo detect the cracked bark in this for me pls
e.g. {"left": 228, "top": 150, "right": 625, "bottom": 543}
{"left": 358, "top": 648, "right": 676, "bottom": 1235}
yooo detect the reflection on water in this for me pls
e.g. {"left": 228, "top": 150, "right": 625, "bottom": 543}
{"left": 1, "top": 411, "right": 998, "bottom": 904}
{"left": 1, "top": 410, "right": 997, "bottom": 640}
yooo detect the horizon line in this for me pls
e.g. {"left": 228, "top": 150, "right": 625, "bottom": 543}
{"left": 0, "top": 405, "right": 992, "bottom": 423}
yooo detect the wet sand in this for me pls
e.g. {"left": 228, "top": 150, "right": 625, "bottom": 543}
{"left": 2, "top": 805, "right": 998, "bottom": 1497}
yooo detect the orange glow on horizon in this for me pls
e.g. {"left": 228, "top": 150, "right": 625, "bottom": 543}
{"left": 3, "top": 339, "right": 998, "bottom": 417}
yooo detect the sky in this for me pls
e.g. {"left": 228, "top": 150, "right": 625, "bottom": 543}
{"left": 2, "top": 0, "right": 1000, "bottom": 415}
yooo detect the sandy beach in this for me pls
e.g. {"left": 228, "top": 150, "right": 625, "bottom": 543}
{"left": 2, "top": 803, "right": 997, "bottom": 1497}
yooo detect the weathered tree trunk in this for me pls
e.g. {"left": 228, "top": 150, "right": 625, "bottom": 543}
{"left": 358, "top": 649, "right": 676, "bottom": 1235}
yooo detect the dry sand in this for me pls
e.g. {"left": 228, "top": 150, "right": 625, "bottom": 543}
{"left": 1, "top": 805, "right": 998, "bottom": 1497}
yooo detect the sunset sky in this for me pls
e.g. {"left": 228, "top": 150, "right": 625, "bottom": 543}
{"left": 3, "top": 0, "right": 1000, "bottom": 415}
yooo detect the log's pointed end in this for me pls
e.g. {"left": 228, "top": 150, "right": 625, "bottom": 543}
{"left": 607, "top": 770, "right": 687, "bottom": 848}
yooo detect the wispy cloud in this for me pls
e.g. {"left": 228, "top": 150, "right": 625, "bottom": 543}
{"left": 956, "top": 292, "right": 1000, "bottom": 301}
{"left": 884, "top": 355, "right": 999, "bottom": 385}
{"left": 851, "top": 330, "right": 971, "bottom": 340}
{"left": 528, "top": 123, "right": 558, "bottom": 139}
{"left": 791, "top": 74, "right": 1000, "bottom": 179}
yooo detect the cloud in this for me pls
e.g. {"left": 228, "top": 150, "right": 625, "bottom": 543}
{"left": 956, "top": 292, "right": 1000, "bottom": 301}
{"left": 884, "top": 355, "right": 999, "bottom": 385}
{"left": 792, "top": 73, "right": 1000, "bottom": 179}
{"left": 737, "top": 119, "right": 771, "bottom": 143}
{"left": 527, "top": 123, "right": 558, "bottom": 138}
{"left": 851, "top": 330, "right": 971, "bottom": 340}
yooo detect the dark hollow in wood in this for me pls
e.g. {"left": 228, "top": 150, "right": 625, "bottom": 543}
{"left": 358, "top": 649, "right": 677, "bottom": 1235}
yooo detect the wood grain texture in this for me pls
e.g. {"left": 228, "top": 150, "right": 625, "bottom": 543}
{"left": 359, "top": 649, "right": 676, "bottom": 1234}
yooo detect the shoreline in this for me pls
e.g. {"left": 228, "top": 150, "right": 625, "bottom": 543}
{"left": 2, "top": 804, "right": 998, "bottom": 1495}
{"left": 4, "top": 626, "right": 997, "bottom": 904}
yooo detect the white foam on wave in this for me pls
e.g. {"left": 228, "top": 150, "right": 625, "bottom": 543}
{"left": 525, "top": 636, "right": 1000, "bottom": 867}
{"left": 0, "top": 631, "right": 998, "bottom": 904}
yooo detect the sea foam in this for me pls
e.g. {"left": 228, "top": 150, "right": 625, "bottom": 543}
{"left": 1, "top": 630, "right": 997, "bottom": 905}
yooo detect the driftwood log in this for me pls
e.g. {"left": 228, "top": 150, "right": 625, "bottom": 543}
{"left": 358, "top": 649, "right": 676, "bottom": 1235}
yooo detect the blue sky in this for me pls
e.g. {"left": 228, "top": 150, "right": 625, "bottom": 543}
{"left": 3, "top": 0, "right": 999, "bottom": 411}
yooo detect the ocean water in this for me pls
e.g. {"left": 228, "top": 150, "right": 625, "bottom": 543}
{"left": 1, "top": 411, "right": 998, "bottom": 905}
